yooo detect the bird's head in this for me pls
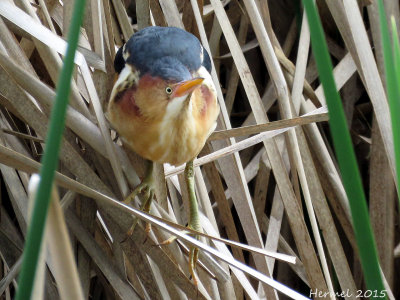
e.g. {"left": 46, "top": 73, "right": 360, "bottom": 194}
{"left": 108, "top": 55, "right": 207, "bottom": 122}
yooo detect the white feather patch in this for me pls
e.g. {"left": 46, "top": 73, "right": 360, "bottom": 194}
{"left": 195, "top": 66, "right": 217, "bottom": 104}
{"left": 122, "top": 44, "right": 129, "bottom": 60}
{"left": 109, "top": 65, "right": 132, "bottom": 103}
{"left": 115, "top": 65, "right": 132, "bottom": 87}
{"left": 109, "top": 65, "right": 140, "bottom": 104}
{"left": 158, "top": 95, "right": 190, "bottom": 146}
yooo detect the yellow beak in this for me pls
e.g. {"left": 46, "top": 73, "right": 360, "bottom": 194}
{"left": 174, "top": 77, "right": 204, "bottom": 97}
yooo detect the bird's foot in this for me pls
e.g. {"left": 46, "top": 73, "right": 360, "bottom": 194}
{"left": 123, "top": 176, "right": 155, "bottom": 206}
{"left": 187, "top": 221, "right": 201, "bottom": 287}
{"left": 123, "top": 176, "right": 155, "bottom": 237}
{"left": 158, "top": 223, "right": 201, "bottom": 286}
{"left": 189, "top": 245, "right": 199, "bottom": 287}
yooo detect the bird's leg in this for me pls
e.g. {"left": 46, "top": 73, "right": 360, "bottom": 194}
{"left": 185, "top": 160, "right": 201, "bottom": 286}
{"left": 156, "top": 160, "right": 201, "bottom": 285}
{"left": 124, "top": 160, "right": 155, "bottom": 235}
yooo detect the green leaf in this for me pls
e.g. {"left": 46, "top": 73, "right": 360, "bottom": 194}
{"left": 15, "top": 1, "right": 87, "bottom": 299}
{"left": 386, "top": 13, "right": 400, "bottom": 207}
{"left": 302, "top": 0, "right": 386, "bottom": 298}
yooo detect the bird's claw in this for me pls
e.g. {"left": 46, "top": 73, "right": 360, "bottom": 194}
{"left": 158, "top": 226, "right": 200, "bottom": 287}
{"left": 123, "top": 178, "right": 155, "bottom": 238}
{"left": 123, "top": 179, "right": 155, "bottom": 206}
{"left": 189, "top": 246, "right": 199, "bottom": 286}
{"left": 186, "top": 220, "right": 201, "bottom": 286}
{"left": 157, "top": 231, "right": 186, "bottom": 246}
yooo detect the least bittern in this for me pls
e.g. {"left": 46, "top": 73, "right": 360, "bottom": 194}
{"left": 107, "top": 26, "right": 220, "bottom": 284}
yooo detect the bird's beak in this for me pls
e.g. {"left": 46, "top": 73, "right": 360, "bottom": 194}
{"left": 174, "top": 77, "right": 204, "bottom": 97}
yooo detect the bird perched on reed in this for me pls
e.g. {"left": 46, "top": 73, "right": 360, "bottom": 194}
{"left": 107, "top": 26, "right": 220, "bottom": 284}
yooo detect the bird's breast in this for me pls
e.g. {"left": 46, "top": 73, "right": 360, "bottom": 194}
{"left": 109, "top": 84, "right": 219, "bottom": 166}
{"left": 148, "top": 92, "right": 218, "bottom": 166}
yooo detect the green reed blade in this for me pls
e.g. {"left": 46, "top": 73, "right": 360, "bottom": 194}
{"left": 15, "top": 1, "right": 86, "bottom": 299}
{"left": 302, "top": 0, "right": 386, "bottom": 298}
{"left": 380, "top": 0, "right": 400, "bottom": 207}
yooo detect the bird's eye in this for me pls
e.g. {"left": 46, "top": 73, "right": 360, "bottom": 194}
{"left": 165, "top": 87, "right": 173, "bottom": 95}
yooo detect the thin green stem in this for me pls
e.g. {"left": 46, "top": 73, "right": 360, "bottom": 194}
{"left": 15, "top": 1, "right": 86, "bottom": 299}
{"left": 302, "top": 0, "right": 385, "bottom": 298}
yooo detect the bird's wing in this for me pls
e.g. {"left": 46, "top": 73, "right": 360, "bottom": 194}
{"left": 114, "top": 46, "right": 125, "bottom": 74}
{"left": 201, "top": 46, "right": 212, "bottom": 73}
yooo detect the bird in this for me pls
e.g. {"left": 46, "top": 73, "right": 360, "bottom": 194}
{"left": 107, "top": 26, "right": 220, "bottom": 285}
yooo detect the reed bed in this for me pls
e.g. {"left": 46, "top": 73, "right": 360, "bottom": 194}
{"left": 0, "top": 0, "right": 398, "bottom": 299}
